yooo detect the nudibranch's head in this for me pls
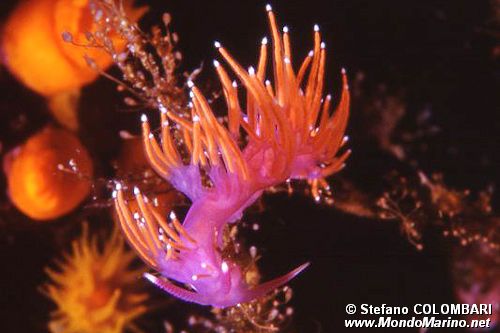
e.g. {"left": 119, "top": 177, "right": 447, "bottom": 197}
{"left": 4, "top": 126, "right": 93, "bottom": 221}
{"left": 1, "top": 0, "right": 147, "bottom": 96}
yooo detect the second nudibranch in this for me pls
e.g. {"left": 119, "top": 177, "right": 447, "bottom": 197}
{"left": 114, "top": 5, "right": 350, "bottom": 308}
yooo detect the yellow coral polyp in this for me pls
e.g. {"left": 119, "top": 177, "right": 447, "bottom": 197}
{"left": 5, "top": 126, "right": 93, "bottom": 220}
{"left": 43, "top": 224, "right": 148, "bottom": 333}
{"left": 1, "top": 0, "right": 147, "bottom": 96}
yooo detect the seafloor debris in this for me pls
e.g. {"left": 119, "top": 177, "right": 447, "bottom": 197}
{"left": 375, "top": 170, "right": 499, "bottom": 251}
{"left": 81, "top": 0, "right": 185, "bottom": 116}
{"left": 419, "top": 172, "right": 499, "bottom": 250}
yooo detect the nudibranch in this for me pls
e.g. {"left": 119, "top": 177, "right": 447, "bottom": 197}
{"left": 113, "top": 5, "right": 350, "bottom": 308}
{"left": 4, "top": 126, "right": 93, "bottom": 221}
{"left": 1, "top": 0, "right": 146, "bottom": 129}
{"left": 42, "top": 223, "right": 149, "bottom": 333}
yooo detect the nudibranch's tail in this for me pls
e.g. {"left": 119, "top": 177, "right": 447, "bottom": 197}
{"left": 246, "top": 262, "right": 310, "bottom": 301}
{"left": 113, "top": 183, "right": 196, "bottom": 270}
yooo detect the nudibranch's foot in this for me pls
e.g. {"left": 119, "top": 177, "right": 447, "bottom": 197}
{"left": 144, "top": 262, "right": 310, "bottom": 308}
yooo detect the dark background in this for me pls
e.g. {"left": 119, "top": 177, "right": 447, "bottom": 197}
{"left": 0, "top": 0, "right": 498, "bottom": 332}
